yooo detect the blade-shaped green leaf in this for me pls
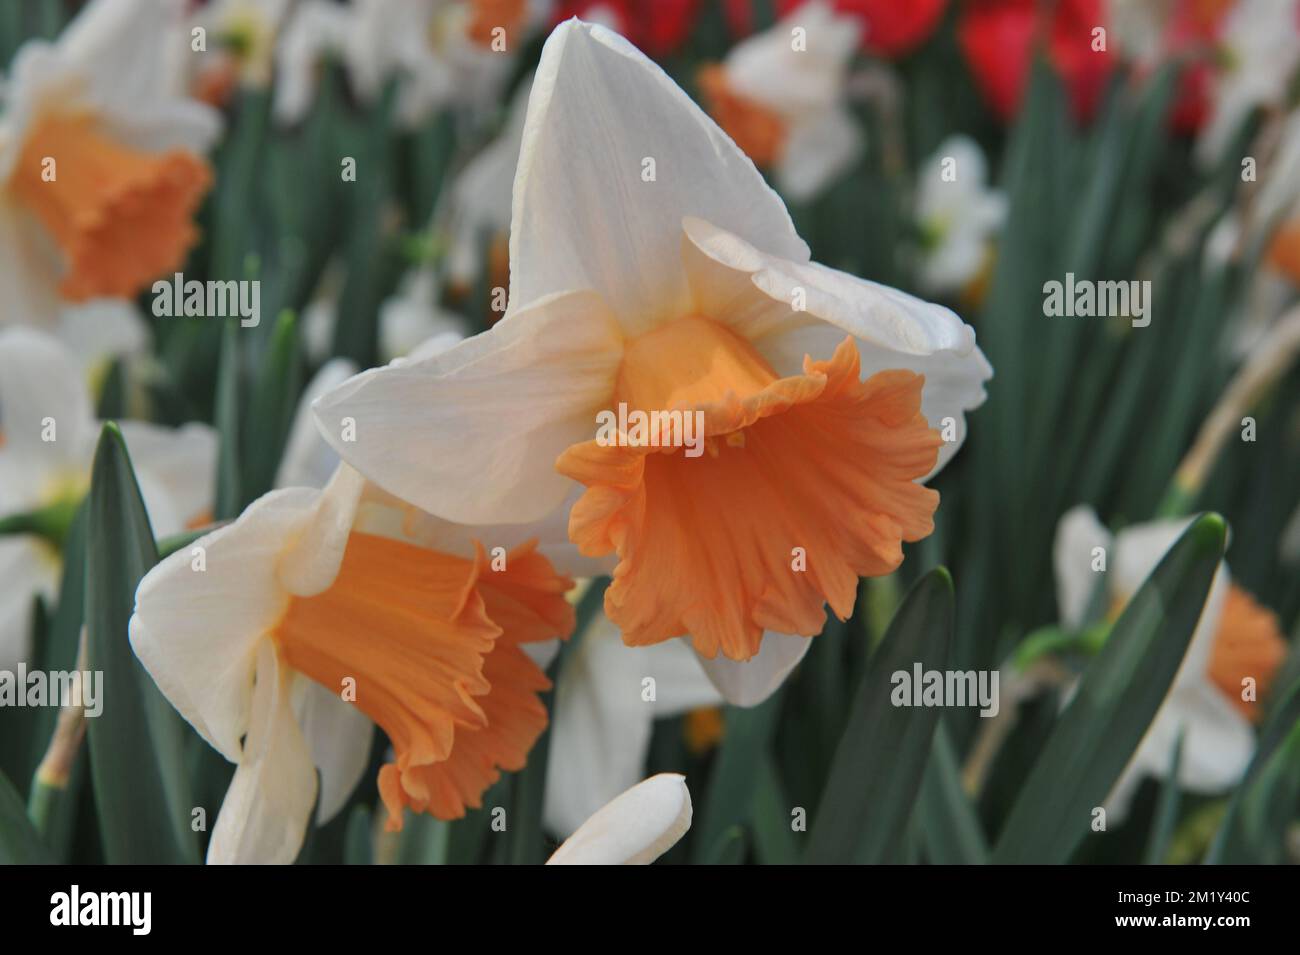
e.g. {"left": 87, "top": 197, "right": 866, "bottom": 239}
{"left": 805, "top": 567, "right": 954, "bottom": 864}
{"left": 919, "top": 719, "right": 990, "bottom": 864}
{"left": 241, "top": 310, "right": 301, "bottom": 506}
{"left": 0, "top": 767, "right": 50, "bottom": 864}
{"left": 993, "top": 513, "right": 1227, "bottom": 864}
{"left": 84, "top": 423, "right": 198, "bottom": 864}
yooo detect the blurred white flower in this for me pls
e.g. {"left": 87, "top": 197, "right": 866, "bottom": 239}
{"left": 130, "top": 464, "right": 576, "bottom": 863}
{"left": 0, "top": 327, "right": 216, "bottom": 670}
{"left": 698, "top": 0, "right": 862, "bottom": 201}
{"left": 546, "top": 773, "right": 692, "bottom": 864}
{"left": 314, "top": 20, "right": 990, "bottom": 702}
{"left": 1053, "top": 506, "right": 1286, "bottom": 820}
{"left": 378, "top": 269, "right": 468, "bottom": 362}
{"left": 543, "top": 612, "right": 720, "bottom": 837}
{"left": 0, "top": 0, "right": 220, "bottom": 321}
{"left": 914, "top": 135, "right": 1006, "bottom": 296}
{"left": 1196, "top": 0, "right": 1300, "bottom": 166}
{"left": 274, "top": 0, "right": 550, "bottom": 128}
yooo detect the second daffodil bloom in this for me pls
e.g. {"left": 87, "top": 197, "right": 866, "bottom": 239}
{"left": 130, "top": 465, "right": 577, "bottom": 863}
{"left": 0, "top": 0, "right": 219, "bottom": 319}
{"left": 314, "top": 19, "right": 991, "bottom": 703}
{"left": 1054, "top": 506, "right": 1288, "bottom": 820}
{"left": 914, "top": 135, "right": 1006, "bottom": 299}
{"left": 697, "top": 1, "right": 863, "bottom": 201}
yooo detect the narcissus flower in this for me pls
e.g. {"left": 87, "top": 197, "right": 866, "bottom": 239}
{"left": 546, "top": 773, "right": 692, "bottom": 864}
{"left": 957, "top": 0, "right": 1112, "bottom": 123}
{"left": 775, "top": 0, "right": 947, "bottom": 58}
{"left": 275, "top": 0, "right": 550, "bottom": 128}
{"left": 698, "top": 1, "right": 863, "bottom": 201}
{"left": 1054, "top": 506, "right": 1287, "bottom": 818}
{"left": 314, "top": 20, "right": 990, "bottom": 701}
{"left": 0, "top": 327, "right": 216, "bottom": 669}
{"left": 544, "top": 611, "right": 720, "bottom": 836}
{"left": 914, "top": 134, "right": 1006, "bottom": 296}
{"left": 0, "top": 0, "right": 219, "bottom": 317}
{"left": 130, "top": 465, "right": 576, "bottom": 863}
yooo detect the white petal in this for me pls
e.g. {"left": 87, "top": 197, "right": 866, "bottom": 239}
{"left": 277, "top": 464, "right": 367, "bottom": 597}
{"left": 1052, "top": 505, "right": 1113, "bottom": 631}
{"left": 682, "top": 217, "right": 991, "bottom": 475}
{"left": 57, "top": 299, "right": 149, "bottom": 372}
{"left": 116, "top": 421, "right": 217, "bottom": 534}
{"left": 272, "top": 0, "right": 352, "bottom": 125}
{"left": 545, "top": 773, "right": 692, "bottom": 865}
{"left": 778, "top": 107, "right": 862, "bottom": 202}
{"left": 294, "top": 678, "right": 374, "bottom": 824}
{"left": 544, "top": 616, "right": 719, "bottom": 837}
{"left": 510, "top": 19, "right": 807, "bottom": 334}
{"left": 0, "top": 199, "right": 62, "bottom": 324}
{"left": 276, "top": 358, "right": 359, "bottom": 490}
{"left": 725, "top": 1, "right": 859, "bottom": 113}
{"left": 1113, "top": 518, "right": 1230, "bottom": 686}
{"left": 313, "top": 288, "right": 624, "bottom": 525}
{"left": 207, "top": 643, "right": 318, "bottom": 864}
{"left": 695, "top": 630, "right": 812, "bottom": 707}
{"left": 0, "top": 326, "right": 95, "bottom": 481}
{"left": 129, "top": 487, "right": 319, "bottom": 761}
{"left": 0, "top": 537, "right": 60, "bottom": 670}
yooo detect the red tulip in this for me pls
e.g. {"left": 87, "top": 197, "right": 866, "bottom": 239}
{"left": 554, "top": 0, "right": 702, "bottom": 57}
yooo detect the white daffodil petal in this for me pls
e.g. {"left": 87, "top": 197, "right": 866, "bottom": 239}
{"left": 313, "top": 288, "right": 624, "bottom": 525}
{"left": 130, "top": 487, "right": 319, "bottom": 761}
{"left": 277, "top": 464, "right": 367, "bottom": 597}
{"left": 544, "top": 617, "right": 719, "bottom": 837}
{"left": 546, "top": 773, "right": 692, "bottom": 865}
{"left": 116, "top": 421, "right": 217, "bottom": 534}
{"left": 695, "top": 630, "right": 812, "bottom": 707}
{"left": 276, "top": 358, "right": 359, "bottom": 490}
{"left": 682, "top": 217, "right": 991, "bottom": 475}
{"left": 207, "top": 643, "right": 318, "bottom": 864}
{"left": 0, "top": 536, "right": 60, "bottom": 670}
{"left": 510, "top": 19, "right": 808, "bottom": 334}
{"left": 777, "top": 108, "right": 862, "bottom": 202}
{"left": 1113, "top": 518, "right": 1230, "bottom": 684}
{"left": 0, "top": 327, "right": 95, "bottom": 474}
{"left": 1052, "top": 505, "right": 1113, "bottom": 631}
{"left": 57, "top": 299, "right": 149, "bottom": 372}
{"left": 294, "top": 677, "right": 374, "bottom": 824}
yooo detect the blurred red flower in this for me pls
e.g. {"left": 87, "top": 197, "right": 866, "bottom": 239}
{"left": 1162, "top": 0, "right": 1235, "bottom": 133}
{"left": 554, "top": 0, "right": 702, "bottom": 57}
{"left": 726, "top": 0, "right": 946, "bottom": 56}
{"left": 957, "top": 0, "right": 1112, "bottom": 123}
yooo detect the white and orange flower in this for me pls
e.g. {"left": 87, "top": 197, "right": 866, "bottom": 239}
{"left": 914, "top": 135, "right": 1006, "bottom": 297}
{"left": 1053, "top": 506, "right": 1287, "bottom": 819}
{"left": 313, "top": 20, "right": 991, "bottom": 704}
{"left": 0, "top": 0, "right": 220, "bottom": 322}
{"left": 275, "top": 0, "right": 550, "bottom": 128}
{"left": 697, "top": 0, "right": 862, "bottom": 201}
{"left": 130, "top": 464, "right": 577, "bottom": 863}
{"left": 0, "top": 327, "right": 216, "bottom": 670}
{"left": 546, "top": 772, "right": 692, "bottom": 864}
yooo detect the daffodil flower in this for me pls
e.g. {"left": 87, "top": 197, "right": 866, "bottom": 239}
{"left": 546, "top": 772, "right": 691, "bottom": 864}
{"left": 180, "top": 0, "right": 294, "bottom": 105}
{"left": 1196, "top": 0, "right": 1300, "bottom": 166}
{"left": 914, "top": 135, "right": 1006, "bottom": 297}
{"left": 275, "top": 0, "right": 549, "bottom": 128}
{"left": 0, "top": 327, "right": 216, "bottom": 670}
{"left": 314, "top": 19, "right": 990, "bottom": 702}
{"left": 1053, "top": 506, "right": 1287, "bottom": 819}
{"left": 697, "top": 0, "right": 862, "bottom": 201}
{"left": 130, "top": 464, "right": 578, "bottom": 863}
{"left": 543, "top": 612, "right": 720, "bottom": 837}
{"left": 0, "top": 0, "right": 220, "bottom": 316}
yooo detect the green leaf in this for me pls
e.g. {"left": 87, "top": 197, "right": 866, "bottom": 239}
{"left": 213, "top": 321, "right": 242, "bottom": 520}
{"left": 702, "top": 825, "right": 747, "bottom": 865}
{"left": 84, "top": 424, "right": 198, "bottom": 864}
{"left": 805, "top": 567, "right": 955, "bottom": 864}
{"left": 992, "top": 514, "right": 1227, "bottom": 864}
{"left": 692, "top": 693, "right": 782, "bottom": 862}
{"left": 240, "top": 309, "right": 302, "bottom": 506}
{"left": 1207, "top": 677, "right": 1300, "bottom": 864}
{"left": 919, "top": 720, "right": 990, "bottom": 864}
{"left": 1143, "top": 731, "right": 1185, "bottom": 865}
{"left": 751, "top": 756, "right": 799, "bottom": 865}
{"left": 0, "top": 768, "right": 50, "bottom": 864}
